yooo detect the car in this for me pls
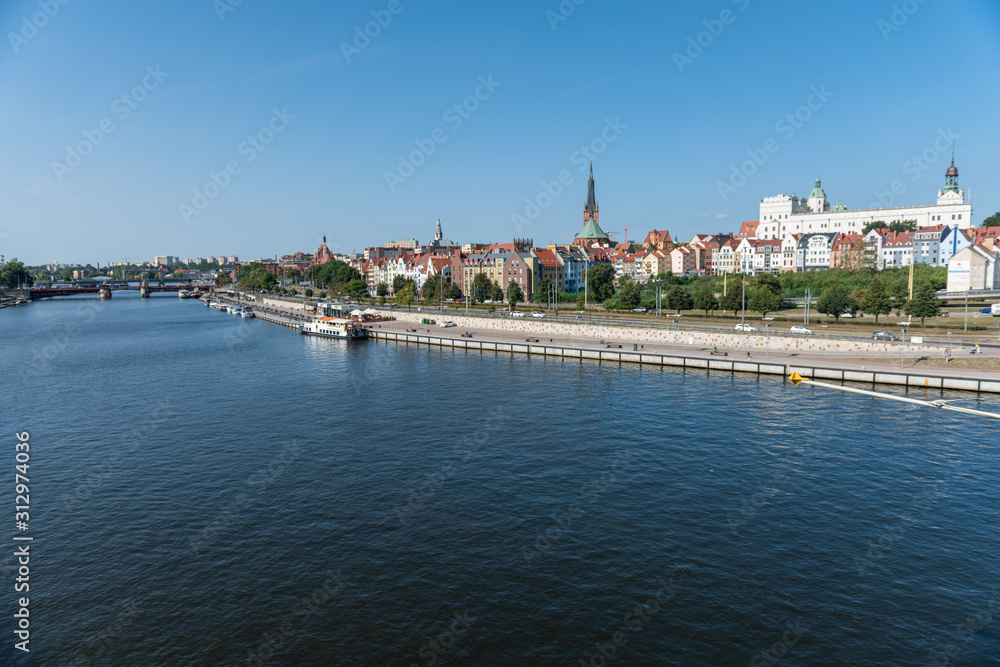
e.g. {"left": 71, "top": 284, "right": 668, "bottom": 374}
{"left": 734, "top": 323, "right": 759, "bottom": 332}
{"left": 789, "top": 326, "right": 813, "bottom": 335}
{"left": 872, "top": 331, "right": 900, "bottom": 341}
{"left": 632, "top": 307, "right": 648, "bottom": 313}
{"left": 980, "top": 308, "right": 992, "bottom": 314}
{"left": 530, "top": 311, "right": 545, "bottom": 318}
{"left": 305, "top": 297, "right": 314, "bottom": 301}
{"left": 510, "top": 311, "right": 525, "bottom": 318}
{"left": 441, "top": 321, "right": 456, "bottom": 328}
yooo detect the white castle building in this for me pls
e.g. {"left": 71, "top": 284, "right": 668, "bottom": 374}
{"left": 755, "top": 161, "right": 972, "bottom": 240}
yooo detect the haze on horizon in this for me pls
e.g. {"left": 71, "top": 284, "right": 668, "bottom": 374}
{"left": 2, "top": 0, "right": 999, "bottom": 265}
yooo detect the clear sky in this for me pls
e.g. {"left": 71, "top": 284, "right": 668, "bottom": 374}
{"left": 2, "top": 0, "right": 999, "bottom": 265}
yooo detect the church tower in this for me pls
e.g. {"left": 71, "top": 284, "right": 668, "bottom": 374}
{"left": 584, "top": 163, "right": 599, "bottom": 225}
{"left": 435, "top": 218, "right": 443, "bottom": 242}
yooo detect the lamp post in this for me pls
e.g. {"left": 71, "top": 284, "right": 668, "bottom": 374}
{"left": 901, "top": 323, "right": 908, "bottom": 368}
{"left": 766, "top": 322, "right": 771, "bottom": 359}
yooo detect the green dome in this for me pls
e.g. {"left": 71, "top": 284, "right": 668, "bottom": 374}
{"left": 810, "top": 176, "right": 826, "bottom": 199}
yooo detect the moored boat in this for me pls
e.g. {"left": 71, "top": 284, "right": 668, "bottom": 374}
{"left": 178, "top": 289, "right": 190, "bottom": 298}
{"left": 299, "top": 317, "right": 367, "bottom": 339}
{"left": 241, "top": 308, "right": 255, "bottom": 319}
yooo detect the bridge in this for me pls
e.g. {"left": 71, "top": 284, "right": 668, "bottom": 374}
{"left": 27, "top": 284, "right": 214, "bottom": 299}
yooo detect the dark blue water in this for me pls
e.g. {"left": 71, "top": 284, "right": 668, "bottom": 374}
{"left": 1, "top": 294, "right": 999, "bottom": 666}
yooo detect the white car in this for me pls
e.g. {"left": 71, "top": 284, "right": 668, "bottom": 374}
{"left": 530, "top": 312, "right": 545, "bottom": 318}
{"left": 510, "top": 311, "right": 525, "bottom": 318}
{"left": 441, "top": 321, "right": 456, "bottom": 328}
{"left": 734, "top": 323, "right": 759, "bottom": 332}
{"left": 789, "top": 326, "right": 813, "bottom": 335}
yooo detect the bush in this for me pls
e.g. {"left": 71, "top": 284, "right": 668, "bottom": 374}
{"left": 305, "top": 288, "right": 314, "bottom": 297}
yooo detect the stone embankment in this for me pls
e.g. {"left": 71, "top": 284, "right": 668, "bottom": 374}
{"left": 375, "top": 310, "right": 941, "bottom": 355}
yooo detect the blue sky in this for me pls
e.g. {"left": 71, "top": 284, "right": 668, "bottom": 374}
{"left": 2, "top": 0, "right": 999, "bottom": 265}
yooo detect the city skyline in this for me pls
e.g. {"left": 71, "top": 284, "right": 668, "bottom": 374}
{"left": 3, "top": 0, "right": 1000, "bottom": 265}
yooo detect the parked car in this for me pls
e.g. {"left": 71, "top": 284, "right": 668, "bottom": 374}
{"left": 872, "top": 331, "right": 900, "bottom": 341}
{"left": 632, "top": 307, "right": 648, "bottom": 313}
{"left": 530, "top": 312, "right": 545, "bottom": 318}
{"left": 511, "top": 311, "right": 525, "bottom": 318}
{"left": 734, "top": 323, "right": 759, "bottom": 332}
{"left": 441, "top": 321, "right": 456, "bottom": 328}
{"left": 789, "top": 326, "right": 813, "bottom": 335}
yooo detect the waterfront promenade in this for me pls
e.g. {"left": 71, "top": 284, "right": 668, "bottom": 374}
{"left": 218, "top": 295, "right": 1000, "bottom": 394}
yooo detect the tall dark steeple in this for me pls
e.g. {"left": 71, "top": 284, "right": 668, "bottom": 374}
{"left": 584, "top": 162, "right": 599, "bottom": 225}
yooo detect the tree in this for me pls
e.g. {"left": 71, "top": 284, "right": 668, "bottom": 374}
{"left": 862, "top": 221, "right": 888, "bottom": 235}
{"left": 905, "top": 282, "right": 941, "bottom": 325}
{"left": 665, "top": 285, "right": 694, "bottom": 312}
{"left": 446, "top": 283, "right": 461, "bottom": 300}
{"left": 392, "top": 275, "right": 411, "bottom": 294}
{"left": 816, "top": 284, "right": 855, "bottom": 323}
{"left": 215, "top": 274, "right": 232, "bottom": 286}
{"left": 586, "top": 263, "right": 616, "bottom": 301}
{"left": 755, "top": 273, "right": 782, "bottom": 294}
{"left": 534, "top": 278, "right": 554, "bottom": 304}
{"left": 981, "top": 211, "right": 1000, "bottom": 228}
{"left": 693, "top": 287, "right": 718, "bottom": 315}
{"left": 749, "top": 286, "right": 782, "bottom": 318}
{"left": 719, "top": 278, "right": 746, "bottom": 315}
{"left": 0, "top": 258, "right": 34, "bottom": 288}
{"left": 346, "top": 278, "right": 367, "bottom": 301}
{"left": 376, "top": 281, "right": 388, "bottom": 297}
{"left": 507, "top": 281, "right": 523, "bottom": 310}
{"left": 470, "top": 273, "right": 492, "bottom": 304}
{"left": 304, "top": 288, "right": 314, "bottom": 297}
{"left": 619, "top": 278, "right": 642, "bottom": 310}
{"left": 860, "top": 276, "right": 891, "bottom": 323}
{"left": 576, "top": 293, "right": 586, "bottom": 310}
{"left": 394, "top": 284, "right": 415, "bottom": 307}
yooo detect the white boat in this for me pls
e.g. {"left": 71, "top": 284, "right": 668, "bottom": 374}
{"left": 299, "top": 317, "right": 367, "bottom": 339}
{"left": 178, "top": 289, "right": 190, "bottom": 298}
{"left": 241, "top": 308, "right": 255, "bottom": 319}
{"left": 230, "top": 306, "right": 242, "bottom": 315}
{"left": 217, "top": 304, "right": 228, "bottom": 313}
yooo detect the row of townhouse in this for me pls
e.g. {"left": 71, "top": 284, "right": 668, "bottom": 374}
{"left": 711, "top": 225, "right": 981, "bottom": 276}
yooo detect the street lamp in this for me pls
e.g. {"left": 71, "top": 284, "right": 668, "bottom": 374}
{"left": 766, "top": 322, "right": 771, "bottom": 359}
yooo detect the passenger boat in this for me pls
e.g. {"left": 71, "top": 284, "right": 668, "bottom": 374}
{"left": 241, "top": 308, "right": 255, "bottom": 319}
{"left": 178, "top": 289, "right": 190, "bottom": 298}
{"left": 299, "top": 317, "right": 367, "bottom": 339}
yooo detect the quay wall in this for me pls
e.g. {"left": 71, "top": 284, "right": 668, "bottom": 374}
{"left": 371, "top": 330, "right": 1000, "bottom": 395}
{"left": 374, "top": 309, "right": 941, "bottom": 355}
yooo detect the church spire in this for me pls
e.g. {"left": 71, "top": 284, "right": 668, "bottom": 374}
{"left": 584, "top": 162, "right": 598, "bottom": 224}
{"left": 435, "top": 218, "right": 443, "bottom": 241}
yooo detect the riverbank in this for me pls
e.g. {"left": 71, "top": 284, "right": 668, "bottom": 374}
{"left": 213, "top": 295, "right": 1000, "bottom": 394}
